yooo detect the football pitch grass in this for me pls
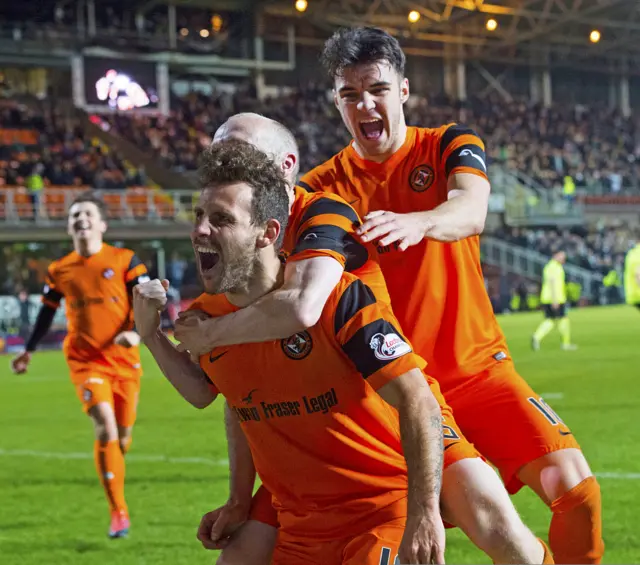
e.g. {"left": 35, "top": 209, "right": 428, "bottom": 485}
{"left": 1, "top": 305, "right": 638, "bottom": 564}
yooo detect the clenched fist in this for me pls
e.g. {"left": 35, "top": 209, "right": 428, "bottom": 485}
{"left": 133, "top": 279, "right": 170, "bottom": 340}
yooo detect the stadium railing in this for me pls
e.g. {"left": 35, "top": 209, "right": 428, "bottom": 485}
{"left": 490, "top": 166, "right": 584, "bottom": 227}
{"left": 480, "top": 235, "right": 602, "bottom": 300}
{"left": 0, "top": 187, "right": 197, "bottom": 225}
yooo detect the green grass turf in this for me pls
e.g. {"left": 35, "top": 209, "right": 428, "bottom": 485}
{"left": 1, "top": 305, "right": 638, "bottom": 564}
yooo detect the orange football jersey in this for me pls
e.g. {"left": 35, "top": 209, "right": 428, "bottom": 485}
{"left": 193, "top": 273, "right": 424, "bottom": 538}
{"left": 300, "top": 124, "right": 509, "bottom": 392}
{"left": 284, "top": 187, "right": 390, "bottom": 304}
{"left": 42, "top": 243, "right": 149, "bottom": 379}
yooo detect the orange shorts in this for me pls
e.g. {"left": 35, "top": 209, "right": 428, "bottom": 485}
{"left": 72, "top": 370, "right": 140, "bottom": 428}
{"left": 445, "top": 359, "right": 581, "bottom": 494}
{"left": 271, "top": 500, "right": 406, "bottom": 565}
{"left": 249, "top": 378, "right": 480, "bottom": 529}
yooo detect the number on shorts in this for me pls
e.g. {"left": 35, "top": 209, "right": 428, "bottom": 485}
{"left": 528, "top": 396, "right": 565, "bottom": 426}
{"left": 379, "top": 547, "right": 400, "bottom": 565}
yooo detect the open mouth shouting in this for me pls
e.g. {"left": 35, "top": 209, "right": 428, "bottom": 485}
{"left": 359, "top": 118, "right": 384, "bottom": 141}
{"left": 73, "top": 221, "right": 91, "bottom": 236}
{"left": 195, "top": 244, "right": 220, "bottom": 275}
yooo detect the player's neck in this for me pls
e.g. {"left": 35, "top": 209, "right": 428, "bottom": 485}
{"left": 353, "top": 119, "right": 408, "bottom": 164}
{"left": 74, "top": 239, "right": 103, "bottom": 258}
{"left": 226, "top": 253, "right": 284, "bottom": 308}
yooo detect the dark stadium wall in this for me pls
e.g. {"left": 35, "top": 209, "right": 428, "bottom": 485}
{"left": 551, "top": 68, "right": 611, "bottom": 106}
{"left": 404, "top": 57, "right": 444, "bottom": 97}
{"left": 630, "top": 76, "right": 640, "bottom": 109}
{"left": 465, "top": 64, "right": 531, "bottom": 100}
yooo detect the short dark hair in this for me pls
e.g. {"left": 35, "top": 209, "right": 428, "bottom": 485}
{"left": 198, "top": 139, "right": 290, "bottom": 249}
{"left": 69, "top": 191, "right": 107, "bottom": 221}
{"left": 321, "top": 26, "right": 406, "bottom": 80}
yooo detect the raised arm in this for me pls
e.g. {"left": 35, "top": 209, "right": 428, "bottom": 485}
{"left": 174, "top": 195, "right": 369, "bottom": 356}
{"left": 358, "top": 124, "right": 491, "bottom": 247}
{"left": 133, "top": 279, "right": 217, "bottom": 409}
{"left": 175, "top": 256, "right": 343, "bottom": 352}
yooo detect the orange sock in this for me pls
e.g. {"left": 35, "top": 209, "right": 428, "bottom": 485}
{"left": 548, "top": 476, "right": 604, "bottom": 564}
{"left": 94, "top": 440, "right": 128, "bottom": 514}
{"left": 538, "top": 539, "right": 555, "bottom": 564}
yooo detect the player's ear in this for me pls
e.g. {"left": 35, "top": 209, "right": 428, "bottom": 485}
{"left": 256, "top": 219, "right": 281, "bottom": 249}
{"left": 333, "top": 89, "right": 340, "bottom": 110}
{"left": 400, "top": 77, "right": 410, "bottom": 104}
{"left": 282, "top": 153, "right": 296, "bottom": 181}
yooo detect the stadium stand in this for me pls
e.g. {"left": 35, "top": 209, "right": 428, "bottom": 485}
{"left": 105, "top": 90, "right": 640, "bottom": 196}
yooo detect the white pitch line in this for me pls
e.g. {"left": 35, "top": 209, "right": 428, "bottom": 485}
{"left": 596, "top": 471, "right": 640, "bottom": 480}
{"left": 0, "top": 448, "right": 637, "bottom": 480}
{"left": 0, "top": 448, "right": 228, "bottom": 467}
{"left": 540, "top": 392, "right": 565, "bottom": 400}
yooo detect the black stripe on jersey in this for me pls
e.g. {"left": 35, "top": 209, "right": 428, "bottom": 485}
{"left": 127, "top": 254, "right": 144, "bottom": 271}
{"left": 334, "top": 279, "right": 377, "bottom": 335}
{"left": 300, "top": 197, "right": 359, "bottom": 226}
{"left": 342, "top": 319, "right": 411, "bottom": 379}
{"left": 438, "top": 124, "right": 477, "bottom": 160}
{"left": 125, "top": 254, "right": 150, "bottom": 293}
{"left": 297, "top": 180, "right": 316, "bottom": 193}
{"left": 126, "top": 276, "right": 150, "bottom": 293}
{"left": 294, "top": 225, "right": 369, "bottom": 272}
{"left": 444, "top": 143, "right": 487, "bottom": 177}
{"left": 43, "top": 273, "right": 63, "bottom": 304}
{"left": 43, "top": 286, "right": 64, "bottom": 304}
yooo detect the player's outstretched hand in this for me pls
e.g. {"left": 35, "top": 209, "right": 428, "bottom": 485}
{"left": 11, "top": 351, "right": 31, "bottom": 374}
{"left": 398, "top": 513, "right": 446, "bottom": 564}
{"left": 114, "top": 331, "right": 141, "bottom": 348}
{"left": 357, "top": 210, "right": 429, "bottom": 251}
{"left": 174, "top": 309, "right": 216, "bottom": 359}
{"left": 133, "top": 279, "right": 170, "bottom": 340}
{"left": 196, "top": 500, "right": 250, "bottom": 551}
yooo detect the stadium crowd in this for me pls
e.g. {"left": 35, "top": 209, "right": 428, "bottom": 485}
{"left": 495, "top": 223, "right": 634, "bottom": 275}
{"left": 0, "top": 100, "right": 146, "bottom": 190}
{"left": 104, "top": 89, "right": 640, "bottom": 194}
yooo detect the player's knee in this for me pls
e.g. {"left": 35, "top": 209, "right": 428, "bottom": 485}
{"left": 88, "top": 402, "right": 118, "bottom": 443}
{"left": 216, "top": 544, "right": 271, "bottom": 565}
{"left": 215, "top": 521, "right": 276, "bottom": 565}
{"left": 520, "top": 448, "right": 593, "bottom": 504}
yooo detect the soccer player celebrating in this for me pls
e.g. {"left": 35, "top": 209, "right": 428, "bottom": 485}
{"left": 135, "top": 141, "right": 447, "bottom": 565}
{"left": 11, "top": 193, "right": 149, "bottom": 539}
{"left": 624, "top": 238, "right": 640, "bottom": 310}
{"left": 157, "top": 136, "right": 553, "bottom": 564}
{"left": 532, "top": 250, "right": 577, "bottom": 350}
{"left": 294, "top": 27, "right": 601, "bottom": 564}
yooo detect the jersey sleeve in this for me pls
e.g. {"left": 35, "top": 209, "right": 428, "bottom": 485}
{"left": 42, "top": 264, "right": 64, "bottom": 309}
{"left": 125, "top": 254, "right": 150, "bottom": 293}
{"left": 289, "top": 196, "right": 370, "bottom": 272}
{"left": 329, "top": 277, "right": 426, "bottom": 391}
{"left": 438, "top": 124, "right": 488, "bottom": 182}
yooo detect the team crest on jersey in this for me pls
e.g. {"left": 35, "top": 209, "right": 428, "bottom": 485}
{"left": 102, "top": 268, "right": 115, "bottom": 279}
{"left": 369, "top": 332, "right": 411, "bottom": 361}
{"left": 82, "top": 388, "right": 93, "bottom": 402}
{"left": 409, "top": 164, "right": 435, "bottom": 192}
{"left": 281, "top": 331, "right": 313, "bottom": 360}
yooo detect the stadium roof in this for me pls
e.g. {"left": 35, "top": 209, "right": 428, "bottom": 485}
{"left": 4, "top": 0, "right": 639, "bottom": 74}
{"left": 142, "top": 0, "right": 640, "bottom": 74}
{"left": 257, "top": 0, "right": 640, "bottom": 74}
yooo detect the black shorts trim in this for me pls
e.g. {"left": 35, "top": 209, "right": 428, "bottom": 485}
{"left": 543, "top": 303, "right": 566, "bottom": 319}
